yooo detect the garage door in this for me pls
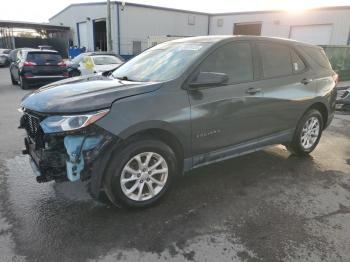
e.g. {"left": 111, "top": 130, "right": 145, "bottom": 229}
{"left": 290, "top": 25, "right": 332, "bottom": 45}
{"left": 77, "top": 22, "right": 88, "bottom": 48}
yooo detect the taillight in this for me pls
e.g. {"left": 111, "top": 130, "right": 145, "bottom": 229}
{"left": 58, "top": 61, "right": 66, "bottom": 68}
{"left": 333, "top": 73, "right": 339, "bottom": 85}
{"left": 63, "top": 72, "right": 69, "bottom": 77}
{"left": 23, "top": 61, "right": 37, "bottom": 67}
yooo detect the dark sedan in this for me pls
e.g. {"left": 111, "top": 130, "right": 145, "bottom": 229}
{"left": 10, "top": 49, "right": 68, "bottom": 89}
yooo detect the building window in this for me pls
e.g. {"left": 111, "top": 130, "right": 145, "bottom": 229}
{"left": 188, "top": 15, "right": 196, "bottom": 25}
{"left": 217, "top": 18, "right": 223, "bottom": 27}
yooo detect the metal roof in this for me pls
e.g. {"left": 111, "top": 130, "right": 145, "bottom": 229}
{"left": 211, "top": 5, "right": 350, "bottom": 16}
{"left": 0, "top": 20, "right": 70, "bottom": 31}
{"left": 49, "top": 1, "right": 209, "bottom": 21}
{"left": 49, "top": 2, "right": 350, "bottom": 21}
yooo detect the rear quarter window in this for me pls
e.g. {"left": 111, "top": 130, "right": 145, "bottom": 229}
{"left": 290, "top": 49, "right": 306, "bottom": 73}
{"left": 301, "top": 46, "right": 332, "bottom": 69}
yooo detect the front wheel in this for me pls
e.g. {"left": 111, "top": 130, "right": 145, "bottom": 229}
{"left": 103, "top": 138, "right": 177, "bottom": 208}
{"left": 288, "top": 109, "right": 323, "bottom": 156}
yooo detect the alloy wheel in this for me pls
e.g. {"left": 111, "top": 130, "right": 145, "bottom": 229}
{"left": 120, "top": 152, "right": 168, "bottom": 201}
{"left": 300, "top": 116, "right": 320, "bottom": 150}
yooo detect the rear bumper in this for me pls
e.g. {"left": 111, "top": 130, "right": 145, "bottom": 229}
{"left": 23, "top": 75, "right": 68, "bottom": 86}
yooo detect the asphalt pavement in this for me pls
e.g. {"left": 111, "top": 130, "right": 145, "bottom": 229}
{"left": 0, "top": 67, "right": 350, "bottom": 262}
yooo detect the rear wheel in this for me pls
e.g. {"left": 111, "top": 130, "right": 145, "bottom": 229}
{"left": 19, "top": 75, "right": 29, "bottom": 90}
{"left": 10, "top": 73, "right": 18, "bottom": 85}
{"left": 103, "top": 138, "right": 177, "bottom": 208}
{"left": 288, "top": 109, "right": 323, "bottom": 156}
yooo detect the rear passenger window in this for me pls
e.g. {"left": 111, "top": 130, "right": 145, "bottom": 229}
{"left": 302, "top": 46, "right": 331, "bottom": 69}
{"left": 198, "top": 42, "right": 254, "bottom": 84}
{"left": 291, "top": 49, "right": 306, "bottom": 73}
{"left": 257, "top": 43, "right": 293, "bottom": 78}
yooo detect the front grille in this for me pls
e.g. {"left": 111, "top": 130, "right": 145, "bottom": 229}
{"left": 23, "top": 113, "right": 41, "bottom": 138}
{"left": 21, "top": 112, "right": 45, "bottom": 149}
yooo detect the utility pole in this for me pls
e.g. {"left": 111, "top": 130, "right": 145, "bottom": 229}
{"left": 107, "top": 0, "right": 113, "bottom": 51}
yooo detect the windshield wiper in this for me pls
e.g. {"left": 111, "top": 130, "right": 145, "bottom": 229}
{"left": 116, "top": 76, "right": 133, "bottom": 81}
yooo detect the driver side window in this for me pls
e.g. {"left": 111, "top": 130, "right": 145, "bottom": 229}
{"left": 198, "top": 41, "right": 254, "bottom": 84}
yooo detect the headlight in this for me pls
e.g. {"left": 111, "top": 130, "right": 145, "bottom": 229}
{"left": 40, "top": 109, "right": 109, "bottom": 133}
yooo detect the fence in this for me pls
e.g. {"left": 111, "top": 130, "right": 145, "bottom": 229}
{"left": 322, "top": 45, "right": 350, "bottom": 81}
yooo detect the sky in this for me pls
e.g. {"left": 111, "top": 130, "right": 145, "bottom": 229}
{"left": 1, "top": 0, "right": 350, "bottom": 23}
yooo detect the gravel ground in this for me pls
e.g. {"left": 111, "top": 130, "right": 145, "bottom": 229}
{"left": 0, "top": 67, "right": 349, "bottom": 262}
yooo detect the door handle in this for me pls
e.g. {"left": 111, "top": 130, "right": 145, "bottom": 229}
{"left": 301, "top": 78, "right": 313, "bottom": 85}
{"left": 246, "top": 87, "right": 261, "bottom": 95}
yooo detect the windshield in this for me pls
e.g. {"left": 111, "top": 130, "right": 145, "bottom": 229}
{"left": 112, "top": 42, "right": 210, "bottom": 82}
{"left": 93, "top": 55, "right": 122, "bottom": 65}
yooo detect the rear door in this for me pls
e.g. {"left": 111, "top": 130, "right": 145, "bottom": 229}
{"left": 188, "top": 41, "right": 268, "bottom": 157}
{"left": 253, "top": 41, "right": 317, "bottom": 133}
{"left": 26, "top": 52, "right": 65, "bottom": 76}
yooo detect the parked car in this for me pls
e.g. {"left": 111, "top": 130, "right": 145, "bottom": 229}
{"left": 0, "top": 48, "right": 11, "bottom": 66}
{"left": 19, "top": 36, "right": 337, "bottom": 208}
{"left": 66, "top": 52, "right": 124, "bottom": 77}
{"left": 8, "top": 48, "right": 32, "bottom": 65}
{"left": 10, "top": 49, "right": 68, "bottom": 89}
{"left": 336, "top": 86, "right": 350, "bottom": 111}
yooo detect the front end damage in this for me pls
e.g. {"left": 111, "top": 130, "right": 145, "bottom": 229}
{"left": 19, "top": 109, "right": 116, "bottom": 186}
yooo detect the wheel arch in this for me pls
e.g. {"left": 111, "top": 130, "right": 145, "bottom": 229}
{"left": 89, "top": 125, "right": 187, "bottom": 200}
{"left": 307, "top": 102, "right": 328, "bottom": 129}
{"left": 122, "top": 128, "right": 185, "bottom": 175}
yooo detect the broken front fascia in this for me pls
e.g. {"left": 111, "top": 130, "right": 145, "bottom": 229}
{"left": 64, "top": 135, "right": 103, "bottom": 182}
{"left": 36, "top": 128, "right": 115, "bottom": 183}
{"left": 35, "top": 110, "right": 114, "bottom": 182}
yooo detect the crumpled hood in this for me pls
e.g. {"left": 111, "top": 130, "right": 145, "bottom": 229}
{"left": 21, "top": 75, "right": 162, "bottom": 114}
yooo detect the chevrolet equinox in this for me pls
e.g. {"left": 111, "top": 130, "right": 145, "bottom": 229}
{"left": 19, "top": 36, "right": 337, "bottom": 208}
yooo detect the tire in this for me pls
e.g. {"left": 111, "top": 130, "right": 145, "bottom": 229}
{"left": 288, "top": 109, "right": 324, "bottom": 156}
{"left": 103, "top": 138, "right": 177, "bottom": 208}
{"left": 19, "top": 75, "right": 29, "bottom": 90}
{"left": 10, "top": 73, "right": 18, "bottom": 85}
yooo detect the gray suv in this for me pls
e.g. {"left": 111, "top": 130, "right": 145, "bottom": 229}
{"left": 19, "top": 36, "right": 337, "bottom": 208}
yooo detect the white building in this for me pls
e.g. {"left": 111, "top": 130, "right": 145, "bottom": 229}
{"left": 49, "top": 2, "right": 209, "bottom": 57}
{"left": 210, "top": 7, "right": 350, "bottom": 46}
{"left": 49, "top": 3, "right": 350, "bottom": 57}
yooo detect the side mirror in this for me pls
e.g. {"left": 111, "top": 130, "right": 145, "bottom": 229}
{"left": 189, "top": 72, "right": 228, "bottom": 88}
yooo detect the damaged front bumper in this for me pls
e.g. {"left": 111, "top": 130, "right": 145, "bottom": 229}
{"left": 20, "top": 110, "right": 117, "bottom": 184}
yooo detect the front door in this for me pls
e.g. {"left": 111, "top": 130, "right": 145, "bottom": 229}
{"left": 188, "top": 41, "right": 266, "bottom": 161}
